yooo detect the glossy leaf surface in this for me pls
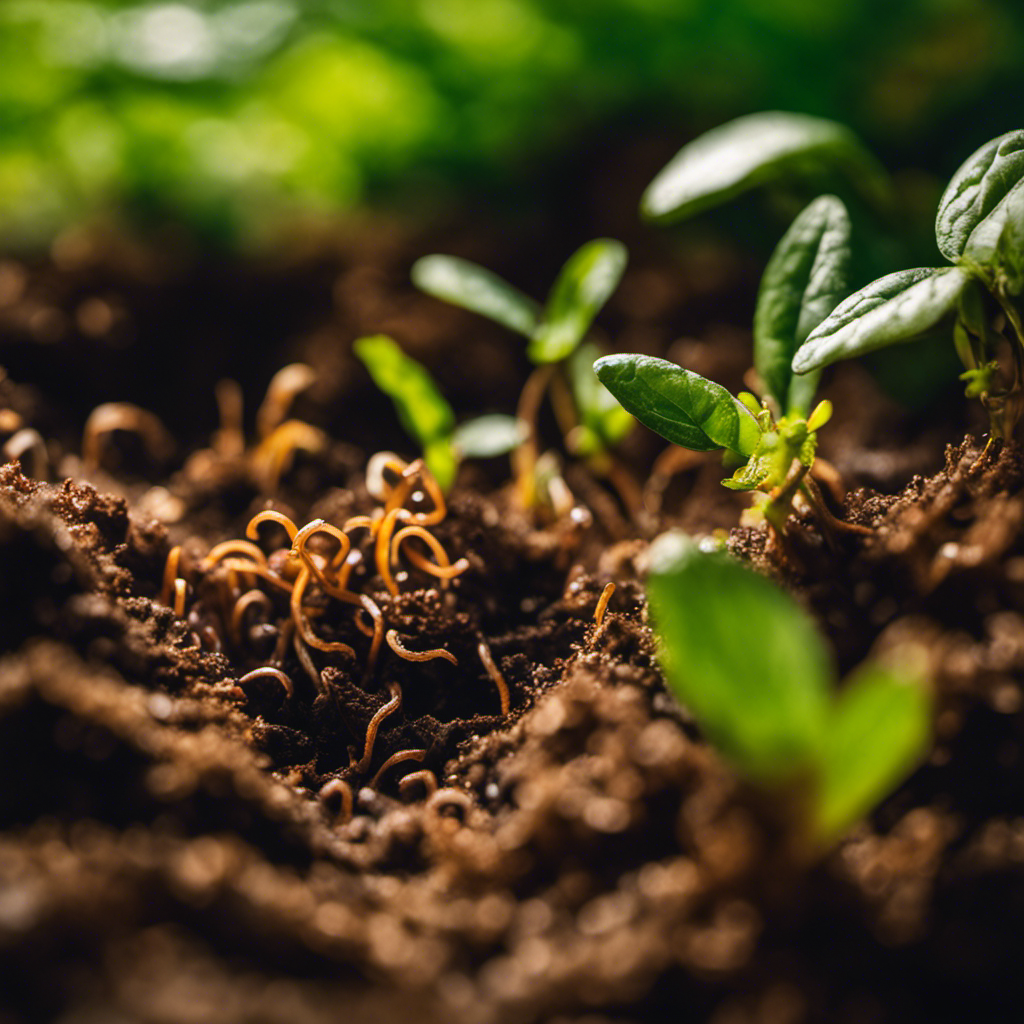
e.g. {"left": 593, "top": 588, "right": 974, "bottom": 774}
{"left": 754, "top": 195, "right": 851, "bottom": 415}
{"left": 792, "top": 267, "right": 969, "bottom": 374}
{"left": 568, "top": 341, "right": 634, "bottom": 447}
{"left": 412, "top": 255, "right": 540, "bottom": 337}
{"left": 529, "top": 239, "right": 627, "bottom": 363}
{"left": 936, "top": 130, "right": 1024, "bottom": 263}
{"left": 646, "top": 533, "right": 831, "bottom": 781}
{"left": 641, "top": 112, "right": 891, "bottom": 223}
{"left": 594, "top": 354, "right": 760, "bottom": 456}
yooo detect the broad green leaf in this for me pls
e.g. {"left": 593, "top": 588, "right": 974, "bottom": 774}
{"left": 529, "top": 239, "right": 627, "bottom": 363}
{"left": 411, "top": 255, "right": 540, "bottom": 337}
{"left": 452, "top": 414, "right": 525, "bottom": 458}
{"left": 567, "top": 341, "right": 634, "bottom": 448}
{"left": 792, "top": 267, "right": 969, "bottom": 374}
{"left": 962, "top": 181, "right": 1024, "bottom": 295}
{"left": 754, "top": 195, "right": 851, "bottom": 416}
{"left": 935, "top": 130, "right": 1024, "bottom": 263}
{"left": 813, "top": 661, "right": 930, "bottom": 841}
{"left": 646, "top": 532, "right": 831, "bottom": 781}
{"left": 641, "top": 112, "right": 892, "bottom": 223}
{"left": 353, "top": 335, "right": 456, "bottom": 485}
{"left": 594, "top": 354, "right": 761, "bottom": 456}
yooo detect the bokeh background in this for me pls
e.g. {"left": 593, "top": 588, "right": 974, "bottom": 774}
{"left": 2, "top": 0, "right": 1022, "bottom": 248}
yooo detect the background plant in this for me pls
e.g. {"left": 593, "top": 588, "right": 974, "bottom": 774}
{"left": 646, "top": 531, "right": 931, "bottom": 846}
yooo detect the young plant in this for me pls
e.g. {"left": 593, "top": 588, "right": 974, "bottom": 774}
{"left": 792, "top": 129, "right": 1024, "bottom": 439}
{"left": 595, "top": 195, "right": 854, "bottom": 533}
{"left": 411, "top": 240, "right": 634, "bottom": 509}
{"left": 646, "top": 531, "right": 931, "bottom": 847}
{"left": 353, "top": 334, "right": 522, "bottom": 492}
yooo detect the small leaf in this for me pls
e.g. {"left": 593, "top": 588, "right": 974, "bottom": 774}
{"left": 452, "top": 414, "right": 525, "bottom": 458}
{"left": 423, "top": 437, "right": 458, "bottom": 493}
{"left": 567, "top": 341, "right": 634, "bottom": 447}
{"left": 594, "top": 354, "right": 761, "bottom": 456}
{"left": 529, "top": 239, "right": 627, "bottom": 363}
{"left": 353, "top": 335, "right": 456, "bottom": 487}
{"left": 792, "top": 267, "right": 970, "bottom": 374}
{"left": 935, "top": 130, "right": 1024, "bottom": 263}
{"left": 646, "top": 532, "right": 831, "bottom": 781}
{"left": 641, "top": 112, "right": 892, "bottom": 223}
{"left": 962, "top": 182, "right": 1024, "bottom": 296}
{"left": 813, "top": 661, "right": 930, "bottom": 841}
{"left": 754, "top": 195, "right": 852, "bottom": 415}
{"left": 412, "top": 255, "right": 540, "bottom": 337}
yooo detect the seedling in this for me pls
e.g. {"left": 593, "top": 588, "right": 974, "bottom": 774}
{"left": 596, "top": 195, "right": 856, "bottom": 534}
{"left": 646, "top": 532, "right": 931, "bottom": 846}
{"left": 411, "top": 240, "right": 634, "bottom": 510}
{"left": 353, "top": 334, "right": 523, "bottom": 492}
{"left": 792, "top": 129, "right": 1024, "bottom": 439}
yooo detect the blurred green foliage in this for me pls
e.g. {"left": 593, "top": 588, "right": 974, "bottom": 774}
{"left": 1, "top": 0, "right": 1022, "bottom": 245}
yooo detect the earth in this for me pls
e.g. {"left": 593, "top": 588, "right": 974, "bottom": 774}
{"left": 1, "top": 216, "right": 1023, "bottom": 1024}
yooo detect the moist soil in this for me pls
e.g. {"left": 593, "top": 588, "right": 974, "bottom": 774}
{"left": 1, "top": 223, "right": 1023, "bottom": 1024}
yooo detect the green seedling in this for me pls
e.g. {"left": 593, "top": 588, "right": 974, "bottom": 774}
{"left": 641, "top": 111, "right": 893, "bottom": 225}
{"left": 792, "top": 130, "right": 1024, "bottom": 440}
{"left": 646, "top": 532, "right": 931, "bottom": 847}
{"left": 596, "top": 195, "right": 855, "bottom": 534}
{"left": 354, "top": 334, "right": 523, "bottom": 492}
{"left": 412, "top": 241, "right": 634, "bottom": 509}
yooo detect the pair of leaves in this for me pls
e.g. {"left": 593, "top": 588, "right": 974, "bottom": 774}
{"left": 353, "top": 335, "right": 521, "bottom": 491}
{"left": 641, "top": 111, "right": 892, "bottom": 224}
{"left": 412, "top": 239, "right": 627, "bottom": 364}
{"left": 593, "top": 354, "right": 761, "bottom": 458}
{"left": 794, "top": 130, "right": 1024, "bottom": 376}
{"left": 754, "top": 195, "right": 852, "bottom": 415}
{"left": 646, "top": 533, "right": 930, "bottom": 842}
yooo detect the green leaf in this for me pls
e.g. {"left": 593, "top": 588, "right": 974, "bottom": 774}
{"left": 641, "top": 112, "right": 892, "bottom": 223}
{"left": 567, "top": 341, "right": 634, "bottom": 448}
{"left": 754, "top": 195, "right": 852, "bottom": 416}
{"left": 813, "top": 661, "right": 930, "bottom": 841}
{"left": 961, "top": 181, "right": 1024, "bottom": 296}
{"left": 423, "top": 437, "right": 458, "bottom": 493}
{"left": 935, "top": 130, "right": 1024, "bottom": 263}
{"left": 792, "top": 267, "right": 970, "bottom": 374}
{"left": 411, "top": 255, "right": 540, "bottom": 337}
{"left": 452, "top": 414, "right": 525, "bottom": 458}
{"left": 353, "top": 335, "right": 456, "bottom": 482}
{"left": 529, "top": 239, "right": 627, "bottom": 363}
{"left": 594, "top": 354, "right": 761, "bottom": 456}
{"left": 646, "top": 532, "right": 831, "bottom": 781}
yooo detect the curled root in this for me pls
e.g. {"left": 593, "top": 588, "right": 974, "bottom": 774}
{"left": 292, "top": 625, "right": 322, "bottom": 691}
{"left": 255, "top": 363, "right": 316, "bottom": 439}
{"left": 593, "top": 582, "right": 616, "bottom": 628}
{"left": 251, "top": 420, "right": 327, "bottom": 494}
{"left": 398, "top": 769, "right": 438, "bottom": 800}
{"left": 375, "top": 507, "right": 410, "bottom": 597}
{"left": 202, "top": 539, "right": 268, "bottom": 570}
{"left": 238, "top": 666, "right": 294, "bottom": 699}
{"left": 359, "top": 594, "right": 384, "bottom": 679}
{"left": 160, "top": 545, "right": 181, "bottom": 607}
{"left": 392, "top": 524, "right": 469, "bottom": 586}
{"left": 246, "top": 508, "right": 299, "bottom": 544}
{"left": 386, "top": 629, "right": 458, "bottom": 665}
{"left": 216, "top": 558, "right": 294, "bottom": 595}
{"left": 213, "top": 379, "right": 245, "bottom": 458}
{"left": 318, "top": 778, "right": 353, "bottom": 824}
{"left": 355, "top": 681, "right": 402, "bottom": 773}
{"left": 477, "top": 640, "right": 510, "bottom": 716}
{"left": 82, "top": 402, "right": 173, "bottom": 473}
{"left": 370, "top": 748, "right": 426, "bottom": 788}
{"left": 230, "top": 589, "right": 273, "bottom": 646}
{"left": 291, "top": 565, "right": 356, "bottom": 658}
{"left": 426, "top": 787, "right": 472, "bottom": 822}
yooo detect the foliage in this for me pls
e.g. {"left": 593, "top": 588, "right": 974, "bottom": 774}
{"left": 353, "top": 334, "right": 520, "bottom": 491}
{"left": 646, "top": 532, "right": 931, "bottom": 844}
{"left": 792, "top": 130, "right": 1024, "bottom": 438}
{"left": 595, "top": 195, "right": 852, "bottom": 529}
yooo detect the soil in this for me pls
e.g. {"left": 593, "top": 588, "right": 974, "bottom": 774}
{"left": 1, "top": 223, "right": 1023, "bottom": 1024}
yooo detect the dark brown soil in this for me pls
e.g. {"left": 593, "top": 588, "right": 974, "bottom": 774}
{"left": 2, "top": 229, "right": 1023, "bottom": 1024}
